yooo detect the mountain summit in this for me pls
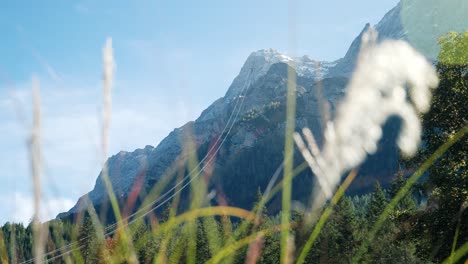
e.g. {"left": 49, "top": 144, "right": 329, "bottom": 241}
{"left": 224, "top": 48, "right": 336, "bottom": 99}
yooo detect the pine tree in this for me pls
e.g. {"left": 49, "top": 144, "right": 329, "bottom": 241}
{"left": 78, "top": 216, "right": 98, "bottom": 263}
{"left": 389, "top": 172, "right": 417, "bottom": 220}
{"left": 335, "top": 197, "right": 359, "bottom": 259}
{"left": 367, "top": 182, "right": 388, "bottom": 225}
{"left": 253, "top": 187, "right": 268, "bottom": 219}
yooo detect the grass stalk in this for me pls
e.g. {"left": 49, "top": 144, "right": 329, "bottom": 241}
{"left": 296, "top": 169, "right": 358, "bottom": 264}
{"left": 0, "top": 230, "right": 8, "bottom": 264}
{"left": 207, "top": 223, "right": 293, "bottom": 264}
{"left": 30, "top": 76, "right": 47, "bottom": 264}
{"left": 281, "top": 60, "right": 297, "bottom": 264}
{"left": 443, "top": 241, "right": 468, "bottom": 264}
{"left": 448, "top": 218, "right": 461, "bottom": 264}
{"left": 152, "top": 206, "right": 255, "bottom": 237}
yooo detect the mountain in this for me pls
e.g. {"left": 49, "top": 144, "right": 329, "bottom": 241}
{"left": 58, "top": 0, "right": 465, "bottom": 221}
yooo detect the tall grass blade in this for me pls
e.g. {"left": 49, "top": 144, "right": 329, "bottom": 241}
{"left": 296, "top": 169, "right": 358, "bottom": 264}
{"left": 442, "top": 241, "right": 468, "bottom": 264}
{"left": 0, "top": 230, "right": 8, "bottom": 264}
{"left": 281, "top": 53, "right": 298, "bottom": 264}
{"left": 207, "top": 223, "right": 292, "bottom": 264}
{"left": 30, "top": 76, "right": 47, "bottom": 264}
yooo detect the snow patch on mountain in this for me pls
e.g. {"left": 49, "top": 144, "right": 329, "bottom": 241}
{"left": 225, "top": 48, "right": 337, "bottom": 99}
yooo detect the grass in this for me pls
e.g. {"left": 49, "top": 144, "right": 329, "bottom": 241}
{"left": 296, "top": 169, "right": 358, "bottom": 264}
{"left": 3, "top": 30, "right": 467, "bottom": 264}
{"left": 280, "top": 55, "right": 298, "bottom": 264}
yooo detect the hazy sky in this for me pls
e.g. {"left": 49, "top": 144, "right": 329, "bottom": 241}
{"left": 0, "top": 0, "right": 399, "bottom": 224}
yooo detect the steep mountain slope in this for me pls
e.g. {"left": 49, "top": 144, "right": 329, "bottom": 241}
{"left": 58, "top": 0, "right": 465, "bottom": 220}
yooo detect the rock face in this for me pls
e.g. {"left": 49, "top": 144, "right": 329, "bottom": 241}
{"left": 327, "top": 3, "right": 406, "bottom": 78}
{"left": 223, "top": 49, "right": 336, "bottom": 100}
{"left": 58, "top": 0, "right": 459, "bottom": 220}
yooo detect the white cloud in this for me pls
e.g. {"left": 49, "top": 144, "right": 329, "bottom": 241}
{"left": 0, "top": 75, "right": 205, "bottom": 223}
{"left": 0, "top": 192, "right": 74, "bottom": 224}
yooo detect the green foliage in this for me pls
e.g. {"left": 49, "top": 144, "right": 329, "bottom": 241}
{"left": 410, "top": 31, "right": 468, "bottom": 262}
{"left": 306, "top": 197, "right": 360, "bottom": 263}
{"left": 0, "top": 222, "right": 33, "bottom": 263}
{"left": 389, "top": 172, "right": 417, "bottom": 221}
{"left": 438, "top": 31, "right": 468, "bottom": 66}
{"left": 367, "top": 182, "right": 388, "bottom": 225}
{"left": 78, "top": 216, "right": 99, "bottom": 264}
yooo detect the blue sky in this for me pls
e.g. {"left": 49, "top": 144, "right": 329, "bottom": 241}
{"left": 0, "top": 0, "right": 399, "bottom": 224}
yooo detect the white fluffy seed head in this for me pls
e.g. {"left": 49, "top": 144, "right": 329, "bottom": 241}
{"left": 296, "top": 27, "right": 438, "bottom": 201}
{"left": 102, "top": 38, "right": 115, "bottom": 106}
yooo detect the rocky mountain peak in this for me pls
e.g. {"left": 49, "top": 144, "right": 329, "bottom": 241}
{"left": 225, "top": 49, "right": 336, "bottom": 99}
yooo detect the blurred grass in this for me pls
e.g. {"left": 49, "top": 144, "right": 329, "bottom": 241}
{"left": 444, "top": 241, "right": 468, "bottom": 264}
{"left": 5, "top": 83, "right": 468, "bottom": 264}
{"left": 280, "top": 59, "right": 298, "bottom": 264}
{"left": 206, "top": 223, "right": 292, "bottom": 264}
{"left": 296, "top": 169, "right": 358, "bottom": 264}
{"left": 4, "top": 29, "right": 466, "bottom": 264}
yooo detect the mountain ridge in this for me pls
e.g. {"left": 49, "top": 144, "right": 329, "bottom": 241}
{"left": 58, "top": 0, "right": 462, "bottom": 220}
{"left": 57, "top": 0, "right": 406, "bottom": 219}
